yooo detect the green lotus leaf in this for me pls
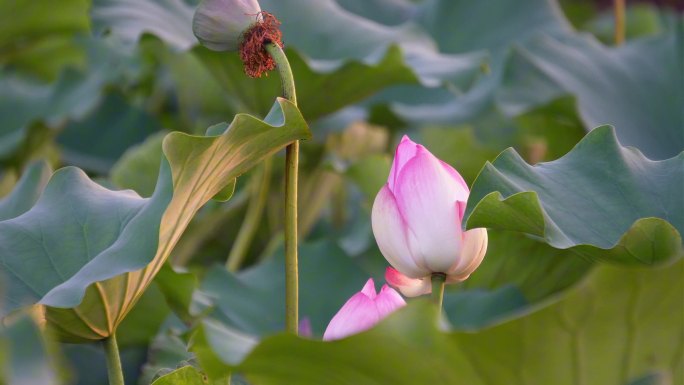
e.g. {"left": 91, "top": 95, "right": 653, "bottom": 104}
{"left": 188, "top": 259, "right": 683, "bottom": 384}
{"left": 445, "top": 230, "right": 594, "bottom": 329}
{"left": 139, "top": 38, "right": 232, "bottom": 134}
{"left": 94, "top": 0, "right": 486, "bottom": 112}
{"left": 335, "top": 0, "right": 416, "bottom": 25}
{"left": 188, "top": 231, "right": 595, "bottom": 337}
{"left": 343, "top": 154, "right": 391, "bottom": 202}
{"left": 57, "top": 91, "right": 163, "bottom": 174}
{"left": 460, "top": 231, "right": 592, "bottom": 302}
{"left": 258, "top": 0, "right": 486, "bottom": 87}
{"left": 0, "top": 161, "right": 51, "bottom": 220}
{"left": 0, "top": 170, "right": 17, "bottom": 197}
{"left": 0, "top": 314, "right": 64, "bottom": 385}
{"left": 0, "top": 98, "right": 310, "bottom": 342}
{"left": 497, "top": 29, "right": 683, "bottom": 159}
{"left": 115, "top": 281, "right": 170, "bottom": 347}
{"left": 195, "top": 45, "right": 422, "bottom": 121}
{"left": 0, "top": 37, "right": 139, "bottom": 162}
{"left": 465, "top": 125, "right": 683, "bottom": 265}
{"left": 416, "top": 0, "right": 571, "bottom": 53}
{"left": 153, "top": 264, "right": 197, "bottom": 324}
{"left": 150, "top": 366, "right": 210, "bottom": 385}
{"left": 61, "top": 343, "right": 149, "bottom": 384}
{"left": 363, "top": 0, "right": 573, "bottom": 125}
{"left": 138, "top": 316, "right": 194, "bottom": 384}
{"left": 192, "top": 240, "right": 370, "bottom": 337}
{"left": 184, "top": 232, "right": 594, "bottom": 373}
{"left": 415, "top": 95, "right": 586, "bottom": 181}
{"left": 582, "top": 3, "right": 666, "bottom": 44}
{"left": 110, "top": 131, "right": 168, "bottom": 198}
{"left": 626, "top": 372, "right": 672, "bottom": 385}
{"left": 0, "top": 0, "right": 90, "bottom": 79}
{"left": 91, "top": 0, "right": 196, "bottom": 51}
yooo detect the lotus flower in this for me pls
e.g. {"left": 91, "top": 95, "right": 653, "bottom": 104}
{"left": 192, "top": 0, "right": 262, "bottom": 51}
{"left": 372, "top": 136, "right": 488, "bottom": 297}
{"left": 323, "top": 279, "right": 405, "bottom": 341}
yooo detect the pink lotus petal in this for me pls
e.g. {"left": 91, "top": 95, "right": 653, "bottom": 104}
{"left": 372, "top": 185, "right": 427, "bottom": 278}
{"left": 393, "top": 147, "right": 464, "bottom": 272}
{"left": 323, "top": 291, "right": 379, "bottom": 341}
{"left": 456, "top": 200, "right": 467, "bottom": 223}
{"left": 447, "top": 228, "right": 488, "bottom": 282}
{"left": 375, "top": 284, "right": 407, "bottom": 318}
{"left": 439, "top": 160, "right": 469, "bottom": 199}
{"left": 323, "top": 278, "right": 406, "bottom": 341}
{"left": 385, "top": 267, "right": 431, "bottom": 297}
{"left": 388, "top": 136, "right": 418, "bottom": 192}
{"left": 360, "top": 278, "right": 377, "bottom": 299}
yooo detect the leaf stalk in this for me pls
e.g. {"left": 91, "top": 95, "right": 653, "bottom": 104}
{"left": 226, "top": 158, "right": 273, "bottom": 271}
{"left": 103, "top": 332, "right": 125, "bottom": 385}
{"left": 265, "top": 42, "right": 300, "bottom": 334}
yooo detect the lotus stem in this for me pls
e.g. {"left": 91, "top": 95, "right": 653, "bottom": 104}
{"left": 103, "top": 333, "right": 125, "bottom": 385}
{"left": 226, "top": 158, "right": 273, "bottom": 271}
{"left": 265, "top": 42, "right": 300, "bottom": 334}
{"left": 614, "top": 0, "right": 625, "bottom": 45}
{"left": 431, "top": 273, "right": 446, "bottom": 312}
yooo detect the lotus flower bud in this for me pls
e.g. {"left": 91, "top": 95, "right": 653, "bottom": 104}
{"left": 323, "top": 279, "right": 405, "bottom": 341}
{"left": 372, "top": 136, "right": 488, "bottom": 297}
{"left": 298, "top": 317, "right": 312, "bottom": 337}
{"left": 192, "top": 0, "right": 262, "bottom": 51}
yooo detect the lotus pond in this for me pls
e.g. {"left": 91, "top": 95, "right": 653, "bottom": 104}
{"left": 0, "top": 0, "right": 682, "bottom": 384}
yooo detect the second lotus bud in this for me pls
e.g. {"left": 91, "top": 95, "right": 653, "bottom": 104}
{"left": 192, "top": 0, "right": 262, "bottom": 51}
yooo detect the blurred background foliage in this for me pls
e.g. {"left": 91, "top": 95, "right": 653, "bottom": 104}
{"left": 0, "top": 0, "right": 682, "bottom": 384}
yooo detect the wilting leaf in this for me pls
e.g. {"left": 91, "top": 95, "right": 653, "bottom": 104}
{"left": 0, "top": 98, "right": 310, "bottom": 342}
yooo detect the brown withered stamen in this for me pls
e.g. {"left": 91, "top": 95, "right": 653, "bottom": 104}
{"left": 239, "top": 11, "right": 283, "bottom": 78}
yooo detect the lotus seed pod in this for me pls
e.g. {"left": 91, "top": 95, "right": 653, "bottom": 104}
{"left": 192, "top": 0, "right": 262, "bottom": 51}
